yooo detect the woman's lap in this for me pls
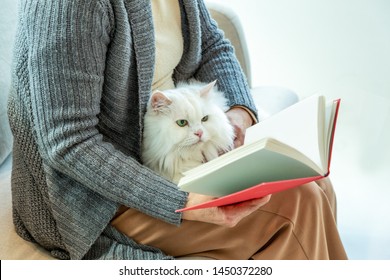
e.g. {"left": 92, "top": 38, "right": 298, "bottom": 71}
{"left": 110, "top": 178, "right": 347, "bottom": 259}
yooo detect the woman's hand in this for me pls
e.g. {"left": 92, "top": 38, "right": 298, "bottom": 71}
{"left": 226, "top": 107, "right": 254, "bottom": 148}
{"left": 181, "top": 193, "right": 271, "bottom": 227}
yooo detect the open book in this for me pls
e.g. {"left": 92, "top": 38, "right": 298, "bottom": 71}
{"left": 176, "top": 94, "right": 341, "bottom": 212}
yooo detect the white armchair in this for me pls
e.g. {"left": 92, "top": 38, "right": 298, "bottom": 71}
{"left": 206, "top": 2, "right": 299, "bottom": 121}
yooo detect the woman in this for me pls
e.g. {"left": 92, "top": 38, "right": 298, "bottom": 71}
{"left": 7, "top": 0, "right": 347, "bottom": 260}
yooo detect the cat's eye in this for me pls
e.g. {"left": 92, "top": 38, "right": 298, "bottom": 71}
{"left": 201, "top": 115, "right": 209, "bottom": 122}
{"left": 176, "top": 119, "right": 188, "bottom": 127}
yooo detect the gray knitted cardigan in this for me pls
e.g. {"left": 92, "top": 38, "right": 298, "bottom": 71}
{"left": 7, "top": 0, "right": 257, "bottom": 260}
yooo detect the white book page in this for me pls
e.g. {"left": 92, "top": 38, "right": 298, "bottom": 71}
{"left": 179, "top": 139, "right": 320, "bottom": 196}
{"left": 246, "top": 95, "right": 326, "bottom": 173}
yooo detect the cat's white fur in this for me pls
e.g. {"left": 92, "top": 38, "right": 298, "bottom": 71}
{"left": 142, "top": 80, "right": 235, "bottom": 184}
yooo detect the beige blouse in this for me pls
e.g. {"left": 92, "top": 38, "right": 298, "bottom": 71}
{"left": 151, "top": 0, "right": 183, "bottom": 91}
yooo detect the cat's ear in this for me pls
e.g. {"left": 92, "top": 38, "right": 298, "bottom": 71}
{"left": 200, "top": 80, "right": 217, "bottom": 98}
{"left": 150, "top": 91, "right": 172, "bottom": 111}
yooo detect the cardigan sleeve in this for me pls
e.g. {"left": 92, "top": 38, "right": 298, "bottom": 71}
{"left": 194, "top": 0, "right": 258, "bottom": 120}
{"left": 25, "top": 0, "right": 187, "bottom": 225}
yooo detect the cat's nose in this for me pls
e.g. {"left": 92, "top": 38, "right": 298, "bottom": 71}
{"left": 194, "top": 129, "right": 203, "bottom": 138}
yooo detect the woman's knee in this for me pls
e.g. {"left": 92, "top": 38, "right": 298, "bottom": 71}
{"left": 260, "top": 181, "right": 336, "bottom": 222}
{"left": 295, "top": 181, "right": 338, "bottom": 223}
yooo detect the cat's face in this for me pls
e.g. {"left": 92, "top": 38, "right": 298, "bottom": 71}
{"left": 143, "top": 81, "right": 233, "bottom": 158}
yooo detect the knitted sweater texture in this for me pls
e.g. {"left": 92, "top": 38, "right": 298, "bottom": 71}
{"left": 7, "top": 0, "right": 256, "bottom": 260}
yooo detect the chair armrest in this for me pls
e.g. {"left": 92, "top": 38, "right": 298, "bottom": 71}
{"left": 0, "top": 111, "right": 12, "bottom": 166}
{"left": 251, "top": 86, "right": 299, "bottom": 121}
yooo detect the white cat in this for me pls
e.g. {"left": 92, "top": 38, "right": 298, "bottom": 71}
{"left": 142, "top": 80, "right": 235, "bottom": 184}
